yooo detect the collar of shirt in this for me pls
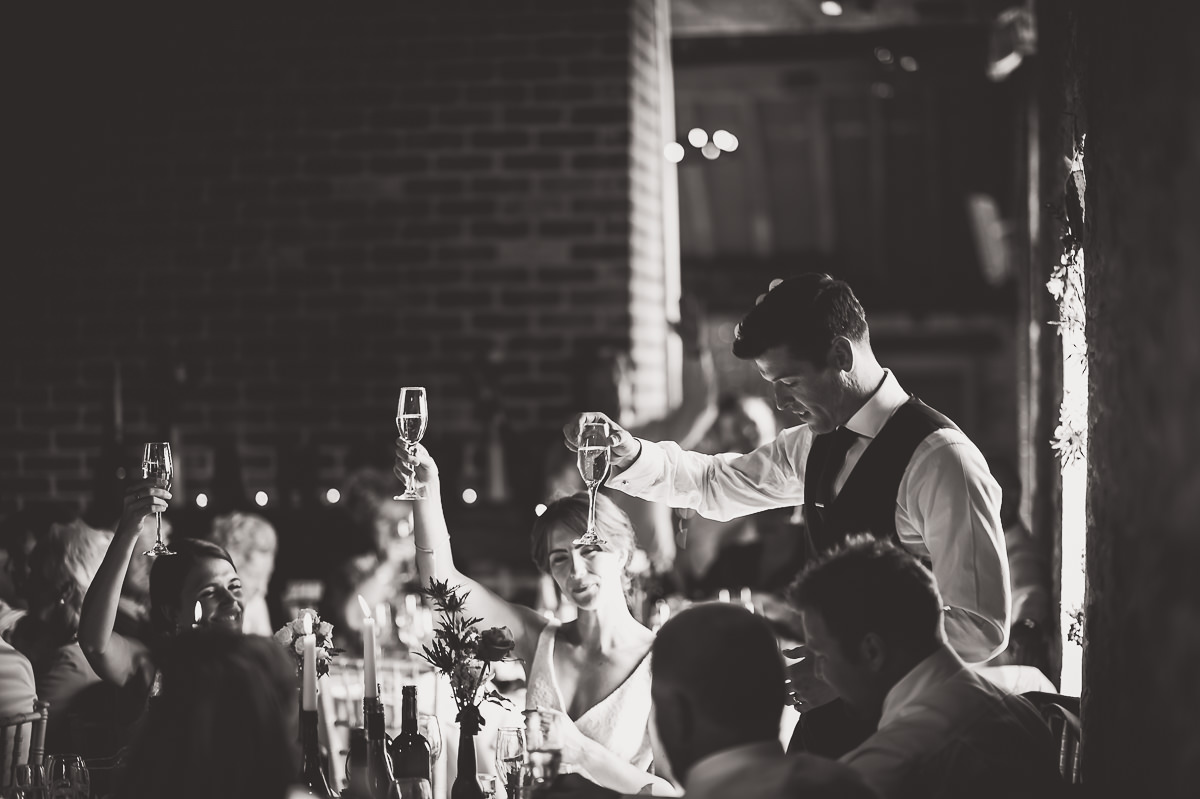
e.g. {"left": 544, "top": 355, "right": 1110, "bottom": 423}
{"left": 877, "top": 644, "right": 967, "bottom": 729}
{"left": 844, "top": 370, "right": 909, "bottom": 439}
{"left": 685, "top": 740, "right": 783, "bottom": 792}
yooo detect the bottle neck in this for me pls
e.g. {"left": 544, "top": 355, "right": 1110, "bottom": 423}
{"left": 401, "top": 689, "right": 418, "bottom": 733}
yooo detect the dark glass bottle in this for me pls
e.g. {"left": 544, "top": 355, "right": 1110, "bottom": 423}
{"left": 300, "top": 709, "right": 332, "bottom": 797}
{"left": 387, "top": 686, "right": 431, "bottom": 781}
{"left": 343, "top": 728, "right": 370, "bottom": 799}
{"left": 364, "top": 690, "right": 395, "bottom": 799}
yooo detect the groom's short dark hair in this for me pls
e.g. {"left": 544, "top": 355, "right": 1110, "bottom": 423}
{"left": 732, "top": 273, "right": 868, "bottom": 366}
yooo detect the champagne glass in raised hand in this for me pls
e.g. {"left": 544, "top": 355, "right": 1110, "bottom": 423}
{"left": 575, "top": 419, "right": 611, "bottom": 546}
{"left": 394, "top": 386, "right": 429, "bottom": 500}
{"left": 141, "top": 442, "right": 175, "bottom": 556}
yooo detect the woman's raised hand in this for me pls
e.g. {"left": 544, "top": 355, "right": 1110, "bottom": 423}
{"left": 116, "top": 479, "right": 171, "bottom": 537}
{"left": 393, "top": 441, "right": 440, "bottom": 495}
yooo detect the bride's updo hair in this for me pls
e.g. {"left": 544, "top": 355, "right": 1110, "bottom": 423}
{"left": 529, "top": 492, "right": 638, "bottom": 598}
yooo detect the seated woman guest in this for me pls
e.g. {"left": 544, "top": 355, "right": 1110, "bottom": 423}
{"left": 79, "top": 479, "right": 245, "bottom": 699}
{"left": 396, "top": 444, "right": 673, "bottom": 795}
{"left": 116, "top": 630, "right": 300, "bottom": 799}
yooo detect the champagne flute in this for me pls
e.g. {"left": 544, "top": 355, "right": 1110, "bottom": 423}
{"left": 575, "top": 419, "right": 612, "bottom": 546}
{"left": 394, "top": 387, "right": 429, "bottom": 500}
{"left": 141, "top": 442, "right": 175, "bottom": 556}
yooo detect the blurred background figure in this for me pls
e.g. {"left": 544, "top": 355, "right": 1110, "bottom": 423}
{"left": 20, "top": 519, "right": 113, "bottom": 755}
{"left": 673, "top": 394, "right": 791, "bottom": 598}
{"left": 208, "top": 512, "right": 279, "bottom": 637}
{"left": 321, "top": 466, "right": 418, "bottom": 655}
{"left": 116, "top": 630, "right": 300, "bottom": 799}
{"left": 0, "top": 505, "right": 76, "bottom": 612}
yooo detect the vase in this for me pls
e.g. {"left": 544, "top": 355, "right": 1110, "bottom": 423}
{"left": 450, "top": 715, "right": 484, "bottom": 799}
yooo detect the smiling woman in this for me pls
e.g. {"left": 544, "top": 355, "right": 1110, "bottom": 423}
{"left": 78, "top": 480, "right": 244, "bottom": 701}
{"left": 396, "top": 444, "right": 676, "bottom": 795}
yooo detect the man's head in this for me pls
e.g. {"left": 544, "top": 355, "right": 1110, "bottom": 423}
{"left": 733, "top": 274, "right": 875, "bottom": 434}
{"left": 650, "top": 603, "right": 786, "bottom": 786}
{"left": 788, "top": 536, "right": 945, "bottom": 717}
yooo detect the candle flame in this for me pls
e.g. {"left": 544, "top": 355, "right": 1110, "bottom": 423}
{"left": 194, "top": 600, "right": 203, "bottom": 624}
{"left": 302, "top": 612, "right": 312, "bottom": 636}
{"left": 357, "top": 594, "right": 373, "bottom": 621}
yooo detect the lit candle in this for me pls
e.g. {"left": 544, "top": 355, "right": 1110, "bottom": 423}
{"left": 193, "top": 600, "right": 203, "bottom": 628}
{"left": 301, "top": 613, "right": 317, "bottom": 712}
{"left": 357, "top": 594, "right": 377, "bottom": 698}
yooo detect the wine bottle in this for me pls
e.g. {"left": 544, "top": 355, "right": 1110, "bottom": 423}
{"left": 344, "top": 727, "right": 370, "bottom": 799}
{"left": 364, "top": 690, "right": 395, "bottom": 799}
{"left": 300, "top": 708, "right": 332, "bottom": 797}
{"left": 387, "top": 685, "right": 431, "bottom": 781}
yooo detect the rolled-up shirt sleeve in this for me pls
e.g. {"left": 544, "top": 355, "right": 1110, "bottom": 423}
{"left": 609, "top": 426, "right": 813, "bottom": 522}
{"left": 900, "top": 432, "right": 1011, "bottom": 663}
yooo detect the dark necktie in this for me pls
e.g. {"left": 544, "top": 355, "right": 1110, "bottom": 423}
{"left": 813, "top": 426, "right": 859, "bottom": 509}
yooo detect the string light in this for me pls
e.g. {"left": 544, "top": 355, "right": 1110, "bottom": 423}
{"left": 255, "top": 491, "right": 269, "bottom": 507}
{"left": 195, "top": 493, "right": 208, "bottom": 508}
{"left": 687, "top": 128, "right": 708, "bottom": 148}
{"left": 819, "top": 1, "right": 844, "bottom": 16}
{"left": 326, "top": 488, "right": 341, "bottom": 504}
{"left": 462, "top": 488, "right": 478, "bottom": 505}
{"left": 712, "top": 130, "right": 738, "bottom": 152}
{"left": 534, "top": 503, "right": 548, "bottom": 517}
{"left": 701, "top": 142, "right": 720, "bottom": 160}
{"left": 663, "top": 142, "right": 685, "bottom": 163}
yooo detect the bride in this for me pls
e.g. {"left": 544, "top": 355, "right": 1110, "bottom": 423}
{"left": 396, "top": 443, "right": 674, "bottom": 795}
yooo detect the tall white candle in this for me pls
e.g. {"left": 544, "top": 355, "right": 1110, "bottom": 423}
{"left": 358, "top": 594, "right": 377, "bottom": 698}
{"left": 301, "top": 613, "right": 317, "bottom": 712}
{"left": 193, "top": 600, "right": 203, "bottom": 628}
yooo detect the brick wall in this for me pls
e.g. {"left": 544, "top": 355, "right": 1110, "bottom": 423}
{"left": 2, "top": 3, "right": 676, "bottom": 516}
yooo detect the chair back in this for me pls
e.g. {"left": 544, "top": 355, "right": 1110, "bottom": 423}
{"left": 1021, "top": 692, "right": 1081, "bottom": 784}
{"left": 0, "top": 700, "right": 49, "bottom": 787}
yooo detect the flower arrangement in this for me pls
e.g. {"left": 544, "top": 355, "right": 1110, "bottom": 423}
{"left": 273, "top": 608, "right": 344, "bottom": 679}
{"left": 419, "top": 578, "right": 515, "bottom": 733}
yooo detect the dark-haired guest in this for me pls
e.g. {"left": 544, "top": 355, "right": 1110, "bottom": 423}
{"left": 116, "top": 631, "right": 300, "bottom": 799}
{"left": 538, "top": 603, "right": 875, "bottom": 799}
{"left": 790, "top": 537, "right": 1060, "bottom": 799}
{"left": 79, "top": 480, "right": 244, "bottom": 699}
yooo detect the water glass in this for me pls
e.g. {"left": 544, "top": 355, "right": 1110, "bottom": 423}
{"left": 45, "top": 754, "right": 89, "bottom": 799}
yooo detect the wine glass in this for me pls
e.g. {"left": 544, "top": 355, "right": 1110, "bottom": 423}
{"left": 13, "top": 763, "right": 45, "bottom": 799}
{"left": 418, "top": 713, "right": 442, "bottom": 764}
{"left": 141, "top": 442, "right": 175, "bottom": 556}
{"left": 575, "top": 419, "right": 612, "bottom": 546}
{"left": 46, "top": 754, "right": 88, "bottom": 799}
{"left": 495, "top": 726, "right": 526, "bottom": 799}
{"left": 394, "top": 387, "right": 429, "bottom": 500}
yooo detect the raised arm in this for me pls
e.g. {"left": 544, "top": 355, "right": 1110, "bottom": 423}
{"left": 395, "top": 441, "right": 548, "bottom": 666}
{"left": 78, "top": 480, "right": 163, "bottom": 686}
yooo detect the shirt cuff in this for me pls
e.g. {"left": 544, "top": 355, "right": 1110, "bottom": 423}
{"left": 608, "top": 438, "right": 665, "bottom": 495}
